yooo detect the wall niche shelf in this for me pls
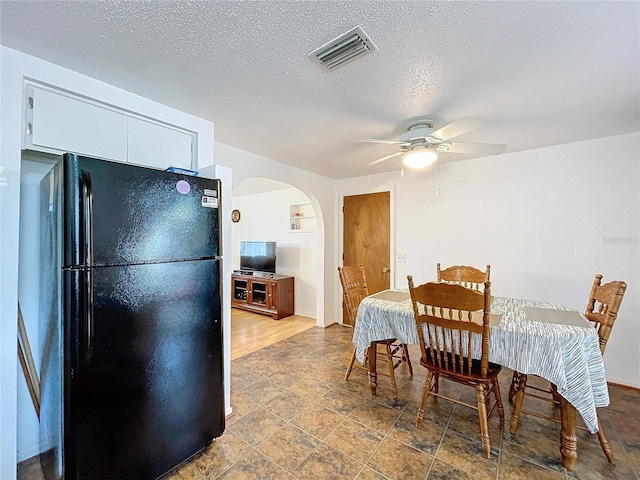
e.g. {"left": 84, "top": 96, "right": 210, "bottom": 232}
{"left": 290, "top": 203, "right": 317, "bottom": 232}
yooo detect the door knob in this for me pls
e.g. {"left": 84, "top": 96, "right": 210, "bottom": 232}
{"left": 382, "top": 266, "right": 391, "bottom": 273}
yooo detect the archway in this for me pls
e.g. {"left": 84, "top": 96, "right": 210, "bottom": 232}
{"left": 230, "top": 177, "right": 322, "bottom": 323}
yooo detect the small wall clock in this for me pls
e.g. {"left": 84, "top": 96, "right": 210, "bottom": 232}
{"left": 231, "top": 209, "right": 241, "bottom": 223}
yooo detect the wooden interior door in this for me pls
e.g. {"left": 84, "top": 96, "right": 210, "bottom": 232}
{"left": 342, "top": 192, "right": 391, "bottom": 325}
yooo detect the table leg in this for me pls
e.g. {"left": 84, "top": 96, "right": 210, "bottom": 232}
{"left": 368, "top": 342, "right": 377, "bottom": 395}
{"left": 559, "top": 394, "right": 578, "bottom": 470}
{"left": 509, "top": 373, "right": 528, "bottom": 434}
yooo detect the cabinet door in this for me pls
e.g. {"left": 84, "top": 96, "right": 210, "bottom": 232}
{"left": 232, "top": 278, "right": 248, "bottom": 304}
{"left": 268, "top": 281, "right": 278, "bottom": 311}
{"left": 127, "top": 117, "right": 193, "bottom": 170}
{"left": 250, "top": 280, "right": 268, "bottom": 307}
{"left": 30, "top": 86, "right": 128, "bottom": 162}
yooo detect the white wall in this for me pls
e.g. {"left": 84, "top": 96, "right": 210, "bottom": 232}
{"left": 231, "top": 186, "right": 318, "bottom": 318}
{"left": 214, "top": 142, "right": 339, "bottom": 327}
{"left": 200, "top": 164, "right": 233, "bottom": 422}
{"left": 337, "top": 133, "right": 640, "bottom": 387}
{"left": 1, "top": 46, "right": 218, "bottom": 476}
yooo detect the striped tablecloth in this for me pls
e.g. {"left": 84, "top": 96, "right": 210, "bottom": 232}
{"left": 352, "top": 291, "right": 608, "bottom": 433}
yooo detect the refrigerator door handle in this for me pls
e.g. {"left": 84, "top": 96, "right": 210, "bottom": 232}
{"left": 81, "top": 170, "right": 95, "bottom": 361}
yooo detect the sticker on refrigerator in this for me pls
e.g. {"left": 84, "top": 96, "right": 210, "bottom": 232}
{"left": 202, "top": 196, "right": 218, "bottom": 208}
{"left": 204, "top": 189, "right": 218, "bottom": 197}
{"left": 176, "top": 180, "right": 191, "bottom": 194}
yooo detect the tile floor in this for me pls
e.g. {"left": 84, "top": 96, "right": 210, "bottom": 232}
{"left": 19, "top": 325, "right": 640, "bottom": 480}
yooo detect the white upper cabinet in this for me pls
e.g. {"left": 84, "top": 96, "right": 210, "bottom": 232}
{"left": 30, "top": 86, "right": 129, "bottom": 162}
{"left": 25, "top": 84, "right": 194, "bottom": 170}
{"left": 127, "top": 117, "right": 192, "bottom": 170}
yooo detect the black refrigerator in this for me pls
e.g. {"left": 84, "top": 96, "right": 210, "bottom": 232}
{"left": 39, "top": 153, "right": 225, "bottom": 480}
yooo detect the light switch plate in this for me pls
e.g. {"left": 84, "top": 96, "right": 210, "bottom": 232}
{"left": 395, "top": 253, "right": 406, "bottom": 263}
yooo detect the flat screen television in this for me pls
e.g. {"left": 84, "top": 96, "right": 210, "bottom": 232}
{"left": 240, "top": 241, "right": 277, "bottom": 273}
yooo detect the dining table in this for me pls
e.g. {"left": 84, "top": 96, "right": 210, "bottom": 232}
{"left": 352, "top": 288, "right": 609, "bottom": 471}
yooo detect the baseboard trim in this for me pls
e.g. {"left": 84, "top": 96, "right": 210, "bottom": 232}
{"left": 608, "top": 381, "right": 640, "bottom": 392}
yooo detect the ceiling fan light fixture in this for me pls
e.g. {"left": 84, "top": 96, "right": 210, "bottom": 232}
{"left": 402, "top": 148, "right": 438, "bottom": 169}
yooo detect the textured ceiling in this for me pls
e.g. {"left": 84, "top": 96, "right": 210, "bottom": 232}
{"left": 1, "top": 1, "right": 638, "bottom": 179}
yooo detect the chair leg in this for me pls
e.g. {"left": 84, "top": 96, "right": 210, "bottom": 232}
{"left": 493, "top": 378, "right": 505, "bottom": 422}
{"left": 509, "top": 373, "right": 528, "bottom": 434}
{"left": 344, "top": 347, "right": 357, "bottom": 380}
{"left": 402, "top": 344, "right": 413, "bottom": 377}
{"left": 385, "top": 344, "right": 398, "bottom": 398}
{"left": 416, "top": 370, "right": 433, "bottom": 427}
{"left": 476, "top": 384, "right": 491, "bottom": 459}
{"left": 433, "top": 373, "right": 440, "bottom": 395}
{"left": 596, "top": 417, "right": 615, "bottom": 464}
{"left": 508, "top": 371, "right": 520, "bottom": 402}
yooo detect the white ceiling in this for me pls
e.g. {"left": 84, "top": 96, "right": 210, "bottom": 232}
{"left": 1, "top": 1, "right": 638, "bottom": 179}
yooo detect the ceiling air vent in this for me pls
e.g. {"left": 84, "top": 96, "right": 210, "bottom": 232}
{"left": 308, "top": 26, "right": 378, "bottom": 72}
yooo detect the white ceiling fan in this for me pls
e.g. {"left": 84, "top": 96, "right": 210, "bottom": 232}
{"left": 356, "top": 116, "right": 506, "bottom": 170}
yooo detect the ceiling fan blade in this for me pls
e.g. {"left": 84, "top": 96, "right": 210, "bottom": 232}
{"left": 441, "top": 142, "right": 507, "bottom": 155}
{"left": 354, "top": 151, "right": 404, "bottom": 170}
{"left": 359, "top": 139, "right": 408, "bottom": 146}
{"left": 429, "top": 116, "right": 485, "bottom": 141}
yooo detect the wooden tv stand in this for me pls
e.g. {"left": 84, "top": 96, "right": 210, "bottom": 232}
{"left": 231, "top": 272, "right": 294, "bottom": 320}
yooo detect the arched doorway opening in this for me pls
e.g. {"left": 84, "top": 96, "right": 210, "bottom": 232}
{"left": 231, "top": 177, "right": 320, "bottom": 319}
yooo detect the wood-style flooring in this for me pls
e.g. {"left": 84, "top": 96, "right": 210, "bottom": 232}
{"left": 230, "top": 308, "right": 317, "bottom": 360}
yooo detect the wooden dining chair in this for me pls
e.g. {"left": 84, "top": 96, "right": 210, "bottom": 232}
{"left": 432, "top": 263, "right": 491, "bottom": 393}
{"left": 508, "top": 274, "right": 627, "bottom": 463}
{"left": 339, "top": 265, "right": 412, "bottom": 397}
{"left": 437, "top": 263, "right": 490, "bottom": 291}
{"left": 408, "top": 276, "right": 504, "bottom": 458}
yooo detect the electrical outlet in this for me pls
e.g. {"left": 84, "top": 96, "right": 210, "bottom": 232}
{"left": 395, "top": 253, "right": 406, "bottom": 263}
